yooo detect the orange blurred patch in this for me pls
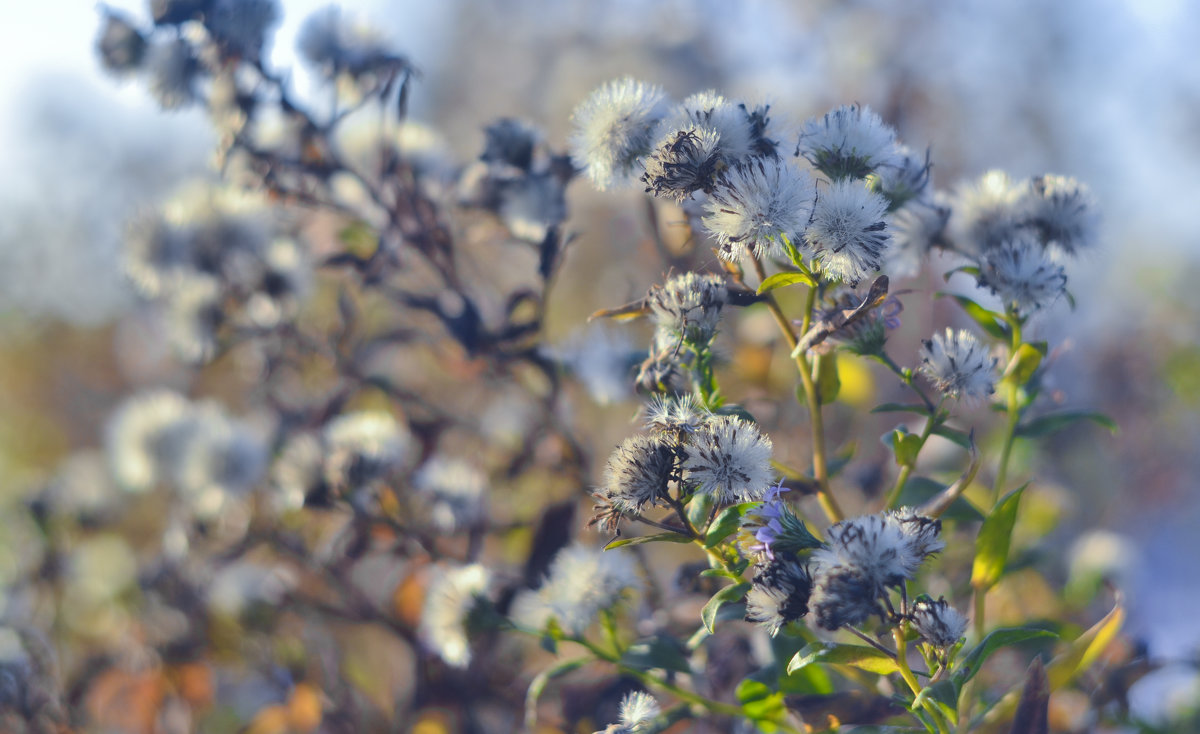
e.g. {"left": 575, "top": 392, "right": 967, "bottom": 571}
{"left": 85, "top": 669, "right": 166, "bottom": 734}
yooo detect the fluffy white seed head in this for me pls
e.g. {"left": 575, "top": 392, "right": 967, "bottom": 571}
{"left": 658, "top": 90, "right": 756, "bottom": 162}
{"left": 805, "top": 179, "right": 892, "bottom": 285}
{"left": 414, "top": 456, "right": 489, "bottom": 532}
{"left": 322, "top": 410, "right": 414, "bottom": 494}
{"left": 918, "top": 328, "right": 997, "bottom": 404}
{"left": 106, "top": 390, "right": 194, "bottom": 493}
{"left": 976, "top": 232, "right": 1068, "bottom": 315}
{"left": 745, "top": 557, "right": 813, "bottom": 636}
{"left": 887, "top": 194, "right": 950, "bottom": 278}
{"left": 702, "top": 157, "right": 815, "bottom": 261}
{"left": 640, "top": 126, "right": 724, "bottom": 203}
{"left": 570, "top": 78, "right": 670, "bottom": 190}
{"left": 797, "top": 104, "right": 900, "bottom": 180}
{"left": 911, "top": 597, "right": 968, "bottom": 648}
{"left": 600, "top": 434, "right": 675, "bottom": 513}
{"left": 647, "top": 272, "right": 728, "bottom": 344}
{"left": 618, "top": 690, "right": 661, "bottom": 730}
{"left": 682, "top": 415, "right": 774, "bottom": 503}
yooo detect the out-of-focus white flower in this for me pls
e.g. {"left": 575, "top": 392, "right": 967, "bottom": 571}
{"left": 96, "top": 10, "right": 147, "bottom": 76}
{"left": 702, "top": 157, "right": 814, "bottom": 261}
{"left": 918, "top": 328, "right": 997, "bottom": 404}
{"left": 510, "top": 543, "right": 640, "bottom": 636}
{"left": 205, "top": 0, "right": 280, "bottom": 60}
{"left": 887, "top": 195, "right": 950, "bottom": 278}
{"left": 910, "top": 597, "right": 968, "bottom": 648}
{"left": 244, "top": 238, "right": 312, "bottom": 329}
{"left": 644, "top": 393, "right": 707, "bottom": 435}
{"left": 618, "top": 690, "right": 661, "bottom": 732}
{"left": 1021, "top": 174, "right": 1099, "bottom": 256}
{"left": 271, "top": 432, "right": 326, "bottom": 512}
{"left": 414, "top": 456, "right": 489, "bottom": 532}
{"left": 875, "top": 145, "right": 932, "bottom": 205}
{"left": 805, "top": 179, "right": 892, "bottom": 285}
{"left": 144, "top": 39, "right": 198, "bottom": 110}
{"left": 419, "top": 564, "right": 491, "bottom": 667}
{"left": 797, "top": 104, "right": 900, "bottom": 180}
{"left": 296, "top": 4, "right": 402, "bottom": 80}
{"left": 208, "top": 562, "right": 297, "bottom": 617}
{"left": 569, "top": 78, "right": 670, "bottom": 190}
{"left": 164, "top": 273, "right": 223, "bottom": 364}
{"left": 976, "top": 232, "right": 1068, "bottom": 315}
{"left": 174, "top": 402, "right": 267, "bottom": 516}
{"left": 682, "top": 415, "right": 774, "bottom": 503}
{"left": 322, "top": 410, "right": 415, "bottom": 494}
{"left": 948, "top": 170, "right": 1026, "bottom": 254}
{"left": 106, "top": 390, "right": 194, "bottom": 493}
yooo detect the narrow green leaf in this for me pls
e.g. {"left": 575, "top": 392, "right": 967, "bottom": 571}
{"left": 620, "top": 636, "right": 692, "bottom": 674}
{"left": 705, "top": 503, "right": 757, "bottom": 548}
{"left": 687, "top": 491, "right": 714, "bottom": 531}
{"left": 937, "top": 292, "right": 1010, "bottom": 341}
{"left": 971, "top": 484, "right": 1028, "bottom": 591}
{"left": 1003, "top": 343, "right": 1043, "bottom": 386}
{"left": 1015, "top": 411, "right": 1118, "bottom": 438}
{"left": 952, "top": 627, "right": 1058, "bottom": 689}
{"left": 931, "top": 424, "right": 972, "bottom": 449}
{"left": 604, "top": 532, "right": 693, "bottom": 550}
{"left": 757, "top": 271, "right": 815, "bottom": 294}
{"left": 787, "top": 642, "right": 900, "bottom": 676}
{"left": 898, "top": 476, "right": 984, "bottom": 522}
{"left": 942, "top": 264, "right": 981, "bottom": 282}
{"left": 525, "top": 657, "right": 589, "bottom": 730}
{"left": 702, "top": 583, "right": 750, "bottom": 633}
{"left": 871, "top": 402, "right": 933, "bottom": 416}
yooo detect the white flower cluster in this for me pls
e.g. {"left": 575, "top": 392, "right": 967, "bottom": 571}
{"left": 124, "top": 188, "right": 312, "bottom": 363}
{"left": 419, "top": 564, "right": 492, "bottom": 668}
{"left": 511, "top": 543, "right": 640, "bottom": 636}
{"left": 106, "top": 390, "right": 267, "bottom": 518}
{"left": 918, "top": 328, "right": 998, "bottom": 404}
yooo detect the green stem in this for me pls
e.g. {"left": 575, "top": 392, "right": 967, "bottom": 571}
{"left": 990, "top": 312, "right": 1024, "bottom": 509}
{"left": 894, "top": 626, "right": 951, "bottom": 734}
{"left": 882, "top": 399, "right": 945, "bottom": 510}
{"left": 747, "top": 254, "right": 843, "bottom": 524}
{"left": 878, "top": 352, "right": 936, "bottom": 411}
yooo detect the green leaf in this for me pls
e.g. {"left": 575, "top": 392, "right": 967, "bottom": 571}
{"left": 937, "top": 293, "right": 1011, "bottom": 341}
{"left": 687, "top": 491, "right": 715, "bottom": 531}
{"left": 889, "top": 428, "right": 924, "bottom": 467}
{"left": 757, "top": 271, "right": 815, "bottom": 294}
{"left": 705, "top": 503, "right": 757, "bottom": 548}
{"left": 871, "top": 402, "right": 933, "bottom": 417}
{"left": 604, "top": 532, "right": 693, "bottom": 550}
{"left": 896, "top": 476, "right": 984, "bottom": 522}
{"left": 931, "top": 424, "right": 972, "bottom": 449}
{"left": 702, "top": 583, "right": 750, "bottom": 633}
{"left": 952, "top": 627, "right": 1058, "bottom": 689}
{"left": 1015, "top": 411, "right": 1118, "bottom": 438}
{"left": 1003, "top": 343, "right": 1043, "bottom": 386}
{"left": 525, "top": 657, "right": 588, "bottom": 730}
{"left": 814, "top": 352, "right": 841, "bottom": 405}
{"left": 787, "top": 642, "right": 900, "bottom": 676}
{"left": 942, "top": 264, "right": 982, "bottom": 282}
{"left": 620, "top": 636, "right": 692, "bottom": 674}
{"left": 971, "top": 484, "right": 1028, "bottom": 591}
{"left": 736, "top": 679, "right": 787, "bottom": 723}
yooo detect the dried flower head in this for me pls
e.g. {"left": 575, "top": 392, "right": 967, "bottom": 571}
{"left": 296, "top": 5, "right": 404, "bottom": 80}
{"left": 702, "top": 157, "right": 814, "bottom": 261}
{"left": 511, "top": 543, "right": 640, "bottom": 636}
{"left": 797, "top": 104, "right": 900, "bottom": 181}
{"left": 683, "top": 415, "right": 774, "bottom": 503}
{"left": 976, "top": 233, "right": 1068, "bottom": 315}
{"left": 805, "top": 179, "right": 892, "bottom": 285}
{"left": 96, "top": 10, "right": 147, "bottom": 76}
{"left": 812, "top": 514, "right": 918, "bottom": 591}
{"left": 419, "top": 564, "right": 491, "bottom": 667}
{"left": 886, "top": 507, "right": 945, "bottom": 564}
{"left": 644, "top": 394, "right": 707, "bottom": 435}
{"left": 647, "top": 271, "right": 728, "bottom": 345}
{"left": 1021, "top": 174, "right": 1099, "bottom": 256}
{"left": 144, "top": 39, "right": 198, "bottom": 110}
{"left": 808, "top": 565, "right": 880, "bottom": 631}
{"left": 910, "top": 597, "right": 968, "bottom": 648}
{"left": 745, "top": 556, "right": 813, "bottom": 635}
{"left": 570, "top": 78, "right": 669, "bottom": 190}
{"left": 640, "top": 126, "right": 724, "bottom": 203}
{"left": 948, "top": 170, "right": 1026, "bottom": 254}
{"left": 918, "top": 328, "right": 997, "bottom": 404}
{"left": 481, "top": 118, "right": 540, "bottom": 173}
{"left": 599, "top": 434, "right": 675, "bottom": 513}
{"left": 205, "top": 0, "right": 280, "bottom": 60}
